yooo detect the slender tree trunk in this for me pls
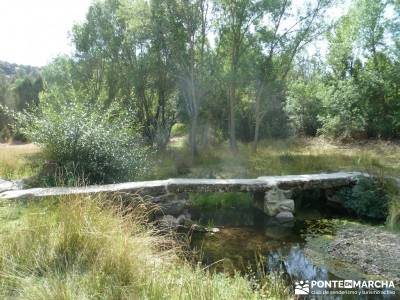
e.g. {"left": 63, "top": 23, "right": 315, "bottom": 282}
{"left": 229, "top": 82, "right": 238, "bottom": 152}
{"left": 202, "top": 122, "right": 209, "bottom": 149}
{"left": 228, "top": 52, "right": 239, "bottom": 152}
{"left": 252, "top": 104, "right": 261, "bottom": 152}
{"left": 252, "top": 84, "right": 263, "bottom": 152}
{"left": 189, "top": 70, "right": 198, "bottom": 160}
{"left": 190, "top": 110, "right": 198, "bottom": 160}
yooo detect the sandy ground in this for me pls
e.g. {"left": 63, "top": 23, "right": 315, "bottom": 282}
{"left": 326, "top": 224, "right": 400, "bottom": 286}
{"left": 306, "top": 221, "right": 400, "bottom": 287}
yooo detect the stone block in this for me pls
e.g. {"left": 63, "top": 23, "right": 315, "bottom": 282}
{"left": 275, "top": 211, "right": 294, "bottom": 222}
{"left": 263, "top": 187, "right": 295, "bottom": 217}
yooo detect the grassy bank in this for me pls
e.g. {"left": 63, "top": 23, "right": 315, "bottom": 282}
{"left": 0, "top": 195, "right": 290, "bottom": 300}
{"left": 0, "top": 143, "right": 41, "bottom": 180}
{"left": 153, "top": 138, "right": 400, "bottom": 179}
{"left": 1, "top": 138, "right": 399, "bottom": 230}
{"left": 3, "top": 138, "right": 400, "bottom": 181}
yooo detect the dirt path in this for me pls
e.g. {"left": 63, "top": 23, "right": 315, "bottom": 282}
{"left": 0, "top": 143, "right": 39, "bottom": 151}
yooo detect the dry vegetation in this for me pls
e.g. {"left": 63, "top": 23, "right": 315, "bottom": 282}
{"left": 0, "top": 195, "right": 290, "bottom": 300}
{"left": 0, "top": 143, "right": 41, "bottom": 180}
{"left": 154, "top": 138, "right": 400, "bottom": 179}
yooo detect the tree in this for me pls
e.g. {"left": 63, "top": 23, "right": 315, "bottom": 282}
{"left": 285, "top": 75, "right": 325, "bottom": 136}
{"left": 216, "top": 0, "right": 264, "bottom": 152}
{"left": 251, "top": 0, "right": 333, "bottom": 151}
{"left": 71, "top": 0, "right": 178, "bottom": 149}
{"left": 322, "top": 0, "right": 400, "bottom": 138}
{"left": 167, "top": 0, "right": 212, "bottom": 159}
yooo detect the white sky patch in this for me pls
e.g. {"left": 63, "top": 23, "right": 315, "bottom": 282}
{"left": 0, "top": 0, "right": 92, "bottom": 66}
{"left": 0, "top": 0, "right": 353, "bottom": 67}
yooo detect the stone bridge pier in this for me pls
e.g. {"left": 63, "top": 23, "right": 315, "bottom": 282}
{"left": 253, "top": 187, "right": 295, "bottom": 222}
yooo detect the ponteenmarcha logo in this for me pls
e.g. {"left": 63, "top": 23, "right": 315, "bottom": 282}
{"left": 294, "top": 280, "right": 310, "bottom": 295}
{"left": 293, "top": 279, "right": 396, "bottom": 296}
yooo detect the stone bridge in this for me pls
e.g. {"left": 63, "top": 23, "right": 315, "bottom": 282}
{"left": 0, "top": 172, "right": 364, "bottom": 221}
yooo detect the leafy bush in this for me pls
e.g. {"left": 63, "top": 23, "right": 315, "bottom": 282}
{"left": 338, "top": 176, "right": 389, "bottom": 219}
{"left": 318, "top": 80, "right": 367, "bottom": 140}
{"left": 285, "top": 79, "right": 325, "bottom": 136}
{"left": 16, "top": 99, "right": 150, "bottom": 184}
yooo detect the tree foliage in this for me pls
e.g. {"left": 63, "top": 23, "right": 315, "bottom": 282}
{"left": 286, "top": 0, "right": 400, "bottom": 140}
{"left": 3, "top": 0, "right": 400, "bottom": 158}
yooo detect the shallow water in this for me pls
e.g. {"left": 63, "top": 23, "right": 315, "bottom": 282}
{"left": 189, "top": 207, "right": 398, "bottom": 300}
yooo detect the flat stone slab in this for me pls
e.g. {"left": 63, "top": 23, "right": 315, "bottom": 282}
{"left": 0, "top": 179, "right": 24, "bottom": 193}
{"left": 257, "top": 172, "right": 365, "bottom": 189}
{"left": 0, "top": 172, "right": 364, "bottom": 201}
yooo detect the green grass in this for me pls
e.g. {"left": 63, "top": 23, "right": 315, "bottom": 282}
{"left": 0, "top": 195, "right": 291, "bottom": 300}
{"left": 189, "top": 193, "right": 253, "bottom": 210}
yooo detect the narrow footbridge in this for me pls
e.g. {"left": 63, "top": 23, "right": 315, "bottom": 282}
{"left": 0, "top": 172, "right": 365, "bottom": 220}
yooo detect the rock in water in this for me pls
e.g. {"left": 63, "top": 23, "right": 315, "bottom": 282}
{"left": 275, "top": 211, "right": 294, "bottom": 222}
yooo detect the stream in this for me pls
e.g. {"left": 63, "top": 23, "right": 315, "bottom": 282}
{"left": 188, "top": 206, "right": 399, "bottom": 299}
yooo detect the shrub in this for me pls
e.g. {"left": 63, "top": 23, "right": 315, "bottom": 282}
{"left": 338, "top": 176, "right": 389, "bottom": 219}
{"left": 318, "top": 80, "right": 367, "bottom": 140}
{"left": 16, "top": 100, "right": 150, "bottom": 184}
{"left": 285, "top": 79, "right": 324, "bottom": 136}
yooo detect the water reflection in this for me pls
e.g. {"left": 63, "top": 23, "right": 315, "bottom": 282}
{"left": 189, "top": 207, "right": 398, "bottom": 300}
{"left": 266, "top": 244, "right": 329, "bottom": 281}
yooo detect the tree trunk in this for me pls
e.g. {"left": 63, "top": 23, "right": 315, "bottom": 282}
{"left": 229, "top": 80, "right": 238, "bottom": 152}
{"left": 188, "top": 69, "right": 198, "bottom": 160}
{"left": 252, "top": 84, "right": 263, "bottom": 152}
{"left": 189, "top": 111, "right": 198, "bottom": 160}
{"left": 252, "top": 115, "right": 260, "bottom": 152}
{"left": 202, "top": 122, "right": 209, "bottom": 149}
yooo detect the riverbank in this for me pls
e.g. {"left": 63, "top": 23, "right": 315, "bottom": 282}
{"left": 0, "top": 195, "right": 290, "bottom": 300}
{"left": 305, "top": 221, "right": 400, "bottom": 287}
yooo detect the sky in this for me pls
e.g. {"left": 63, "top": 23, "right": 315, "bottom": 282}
{"left": 0, "top": 0, "right": 352, "bottom": 67}
{"left": 0, "top": 0, "right": 92, "bottom": 67}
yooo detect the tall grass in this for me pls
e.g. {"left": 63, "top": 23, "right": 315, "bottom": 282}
{"left": 3, "top": 138, "right": 400, "bottom": 183}
{"left": 0, "top": 195, "right": 291, "bottom": 299}
{"left": 0, "top": 144, "right": 41, "bottom": 180}
{"left": 388, "top": 195, "right": 400, "bottom": 231}
{"left": 149, "top": 138, "right": 400, "bottom": 180}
